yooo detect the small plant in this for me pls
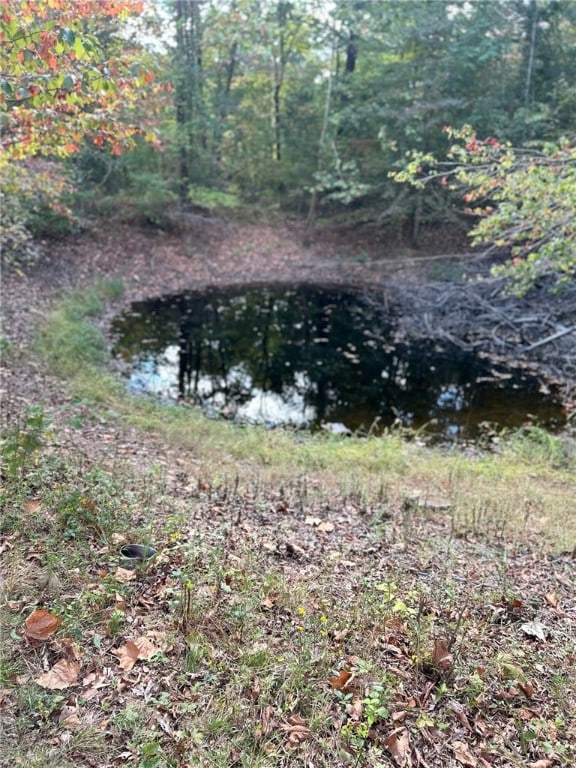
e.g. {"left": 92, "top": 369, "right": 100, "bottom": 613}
{"left": 1, "top": 405, "right": 49, "bottom": 481}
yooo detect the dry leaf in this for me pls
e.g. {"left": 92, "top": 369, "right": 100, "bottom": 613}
{"left": 280, "top": 714, "right": 311, "bottom": 748}
{"left": 529, "top": 760, "right": 554, "bottom": 768}
{"left": 452, "top": 740, "right": 477, "bottom": 767}
{"left": 329, "top": 669, "right": 353, "bottom": 691}
{"left": 24, "top": 499, "right": 42, "bottom": 514}
{"left": 58, "top": 704, "right": 82, "bottom": 729}
{"left": 304, "top": 515, "right": 322, "bottom": 526}
{"left": 518, "top": 681, "right": 534, "bottom": 699}
{"left": 35, "top": 659, "right": 80, "bottom": 690}
{"left": 544, "top": 592, "right": 558, "bottom": 608}
{"left": 112, "top": 640, "right": 140, "bottom": 671}
{"left": 345, "top": 695, "right": 363, "bottom": 721}
{"left": 432, "top": 638, "right": 453, "bottom": 671}
{"left": 317, "top": 521, "right": 335, "bottom": 533}
{"left": 114, "top": 567, "right": 137, "bottom": 582}
{"left": 384, "top": 727, "right": 410, "bottom": 767}
{"left": 112, "top": 637, "right": 162, "bottom": 670}
{"left": 82, "top": 668, "right": 113, "bottom": 699}
{"left": 260, "top": 594, "right": 277, "bottom": 610}
{"left": 133, "top": 636, "right": 162, "bottom": 660}
{"left": 521, "top": 620, "right": 548, "bottom": 641}
{"left": 25, "top": 609, "right": 62, "bottom": 641}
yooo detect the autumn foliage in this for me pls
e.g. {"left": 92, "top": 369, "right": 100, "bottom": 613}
{"left": 0, "top": 0, "right": 156, "bottom": 162}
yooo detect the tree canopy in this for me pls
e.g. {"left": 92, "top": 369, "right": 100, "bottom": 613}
{"left": 1, "top": 0, "right": 575, "bottom": 290}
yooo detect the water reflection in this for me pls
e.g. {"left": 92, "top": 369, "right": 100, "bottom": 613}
{"left": 110, "top": 284, "right": 565, "bottom": 439}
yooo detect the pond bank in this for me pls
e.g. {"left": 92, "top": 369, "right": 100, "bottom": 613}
{"left": 3, "top": 217, "right": 574, "bottom": 424}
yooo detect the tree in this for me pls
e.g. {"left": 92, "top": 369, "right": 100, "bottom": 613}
{"left": 0, "top": 0, "right": 157, "bottom": 162}
{"left": 393, "top": 125, "right": 576, "bottom": 293}
{"left": 0, "top": 0, "right": 158, "bottom": 262}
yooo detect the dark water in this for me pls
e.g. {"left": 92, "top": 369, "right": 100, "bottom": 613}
{"left": 110, "top": 284, "right": 565, "bottom": 440}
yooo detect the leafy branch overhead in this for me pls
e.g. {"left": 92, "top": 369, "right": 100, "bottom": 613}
{"left": 0, "top": 0, "right": 159, "bottom": 161}
{"left": 392, "top": 126, "right": 576, "bottom": 294}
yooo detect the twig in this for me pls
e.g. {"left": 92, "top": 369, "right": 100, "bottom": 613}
{"left": 523, "top": 325, "right": 576, "bottom": 352}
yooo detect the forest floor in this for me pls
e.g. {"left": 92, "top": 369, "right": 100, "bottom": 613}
{"left": 1, "top": 216, "right": 575, "bottom": 768}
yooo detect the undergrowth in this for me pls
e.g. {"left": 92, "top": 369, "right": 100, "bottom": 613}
{"left": 1, "top": 281, "right": 574, "bottom": 767}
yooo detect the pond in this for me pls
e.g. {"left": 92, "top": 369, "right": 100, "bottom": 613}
{"left": 110, "top": 284, "right": 566, "bottom": 441}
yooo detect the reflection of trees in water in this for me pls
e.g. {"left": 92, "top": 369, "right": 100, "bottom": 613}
{"left": 111, "top": 285, "right": 565, "bottom": 437}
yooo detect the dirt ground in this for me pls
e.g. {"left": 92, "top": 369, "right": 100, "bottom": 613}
{"left": 2, "top": 216, "right": 575, "bottom": 446}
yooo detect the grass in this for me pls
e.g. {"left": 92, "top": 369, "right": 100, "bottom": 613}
{"left": 1, "top": 281, "right": 575, "bottom": 767}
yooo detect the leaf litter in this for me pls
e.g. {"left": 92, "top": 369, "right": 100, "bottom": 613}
{"left": 1, "top": 220, "right": 575, "bottom": 767}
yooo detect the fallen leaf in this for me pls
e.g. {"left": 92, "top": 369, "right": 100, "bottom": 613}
{"left": 432, "top": 638, "right": 453, "bottom": 671}
{"left": 521, "top": 620, "right": 548, "bottom": 641}
{"left": 452, "top": 740, "right": 477, "bottom": 767}
{"left": 260, "top": 594, "right": 277, "bottom": 610}
{"left": 384, "top": 727, "right": 410, "bottom": 767}
{"left": 345, "top": 695, "right": 363, "bottom": 721}
{"left": 329, "top": 669, "right": 352, "bottom": 691}
{"left": 24, "top": 499, "right": 42, "bottom": 514}
{"left": 35, "top": 659, "right": 80, "bottom": 690}
{"left": 51, "top": 637, "right": 82, "bottom": 662}
{"left": 317, "top": 521, "right": 335, "bottom": 533}
{"left": 518, "top": 681, "right": 534, "bottom": 699}
{"left": 58, "top": 704, "right": 82, "bottom": 729}
{"left": 25, "top": 609, "right": 62, "bottom": 641}
{"left": 544, "top": 592, "right": 558, "bottom": 608}
{"left": 82, "top": 668, "right": 114, "bottom": 699}
{"left": 305, "top": 515, "right": 322, "bottom": 526}
{"left": 114, "top": 567, "right": 137, "bottom": 582}
{"left": 529, "top": 760, "right": 554, "bottom": 768}
{"left": 250, "top": 677, "right": 260, "bottom": 702}
{"left": 279, "top": 714, "right": 311, "bottom": 748}
{"left": 112, "top": 640, "right": 140, "bottom": 671}
{"left": 133, "top": 636, "right": 162, "bottom": 660}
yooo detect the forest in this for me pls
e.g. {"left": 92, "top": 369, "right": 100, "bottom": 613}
{"left": 1, "top": 0, "right": 576, "bottom": 291}
{"left": 1, "top": 2, "right": 576, "bottom": 768}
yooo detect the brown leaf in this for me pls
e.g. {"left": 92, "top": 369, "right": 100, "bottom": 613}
{"left": 260, "top": 594, "right": 277, "bottom": 610}
{"left": 24, "top": 499, "right": 42, "bottom": 514}
{"left": 518, "top": 680, "right": 534, "bottom": 699}
{"left": 51, "top": 637, "right": 82, "bottom": 662}
{"left": 279, "top": 714, "right": 311, "bottom": 748}
{"left": 345, "top": 695, "right": 363, "bottom": 721}
{"left": 384, "top": 727, "right": 410, "bottom": 767}
{"left": 432, "top": 639, "right": 453, "bottom": 671}
{"left": 529, "top": 760, "right": 554, "bottom": 768}
{"left": 544, "top": 591, "right": 558, "bottom": 608}
{"left": 317, "top": 521, "right": 335, "bottom": 533}
{"left": 250, "top": 677, "right": 260, "bottom": 702}
{"left": 133, "top": 636, "right": 162, "bottom": 660}
{"left": 452, "top": 740, "right": 477, "bottom": 767}
{"left": 35, "top": 659, "right": 80, "bottom": 690}
{"left": 25, "top": 608, "right": 62, "bottom": 641}
{"left": 114, "top": 567, "right": 137, "bottom": 582}
{"left": 112, "top": 640, "right": 140, "bottom": 671}
{"left": 329, "top": 669, "right": 352, "bottom": 691}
